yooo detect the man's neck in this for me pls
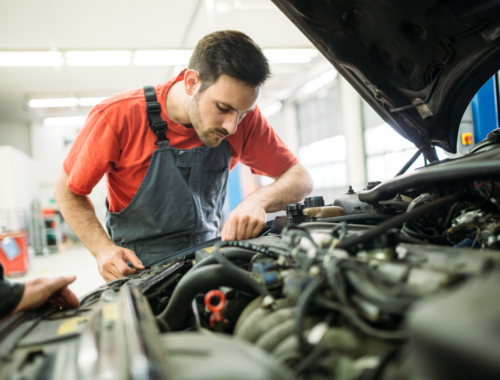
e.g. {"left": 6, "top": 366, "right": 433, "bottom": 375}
{"left": 166, "top": 81, "right": 192, "bottom": 126}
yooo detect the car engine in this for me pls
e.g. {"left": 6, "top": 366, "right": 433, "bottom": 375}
{"left": 130, "top": 145, "right": 500, "bottom": 380}
{"left": 2, "top": 146, "right": 500, "bottom": 380}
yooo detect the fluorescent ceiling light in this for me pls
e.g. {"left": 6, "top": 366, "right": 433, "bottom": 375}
{"left": 43, "top": 116, "right": 86, "bottom": 126}
{"left": 302, "top": 69, "right": 338, "bottom": 94}
{"left": 215, "top": 2, "right": 231, "bottom": 12}
{"left": 66, "top": 51, "right": 132, "bottom": 66}
{"left": 264, "top": 49, "right": 318, "bottom": 64}
{"left": 0, "top": 52, "right": 64, "bottom": 67}
{"left": 29, "top": 98, "right": 78, "bottom": 108}
{"left": 261, "top": 101, "right": 282, "bottom": 118}
{"left": 133, "top": 50, "right": 193, "bottom": 66}
{"left": 79, "top": 97, "right": 108, "bottom": 107}
{"left": 215, "top": 1, "right": 278, "bottom": 12}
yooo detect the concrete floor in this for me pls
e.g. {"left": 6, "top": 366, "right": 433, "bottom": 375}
{"left": 9, "top": 242, "right": 105, "bottom": 298}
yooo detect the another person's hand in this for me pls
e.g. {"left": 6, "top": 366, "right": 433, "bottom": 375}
{"left": 221, "top": 200, "right": 266, "bottom": 241}
{"left": 96, "top": 244, "right": 145, "bottom": 282}
{"left": 13, "top": 276, "right": 80, "bottom": 314}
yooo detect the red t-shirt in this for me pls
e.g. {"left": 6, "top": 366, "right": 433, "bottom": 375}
{"left": 63, "top": 70, "right": 298, "bottom": 212}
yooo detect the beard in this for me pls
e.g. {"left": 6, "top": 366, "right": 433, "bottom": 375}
{"left": 187, "top": 94, "right": 229, "bottom": 148}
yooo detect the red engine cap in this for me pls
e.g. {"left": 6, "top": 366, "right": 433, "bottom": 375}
{"left": 204, "top": 290, "right": 226, "bottom": 313}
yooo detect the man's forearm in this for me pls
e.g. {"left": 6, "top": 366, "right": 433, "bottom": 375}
{"left": 54, "top": 169, "right": 114, "bottom": 257}
{"left": 248, "top": 163, "right": 313, "bottom": 213}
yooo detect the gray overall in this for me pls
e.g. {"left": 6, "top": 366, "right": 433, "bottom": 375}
{"left": 105, "top": 86, "right": 230, "bottom": 265}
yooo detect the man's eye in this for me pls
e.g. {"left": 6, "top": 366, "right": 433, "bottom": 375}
{"left": 217, "top": 105, "right": 229, "bottom": 112}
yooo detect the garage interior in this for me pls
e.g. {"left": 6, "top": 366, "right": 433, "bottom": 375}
{"left": 0, "top": 0, "right": 495, "bottom": 296}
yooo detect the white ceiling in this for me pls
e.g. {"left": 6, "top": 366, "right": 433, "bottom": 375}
{"left": 0, "top": 0, "right": 332, "bottom": 123}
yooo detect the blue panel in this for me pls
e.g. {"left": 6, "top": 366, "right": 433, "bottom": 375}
{"left": 227, "top": 162, "right": 243, "bottom": 212}
{"left": 471, "top": 75, "right": 499, "bottom": 143}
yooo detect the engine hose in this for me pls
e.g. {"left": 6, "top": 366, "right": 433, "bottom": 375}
{"left": 188, "top": 249, "right": 257, "bottom": 273}
{"left": 344, "top": 270, "right": 413, "bottom": 314}
{"left": 158, "top": 263, "right": 267, "bottom": 331}
{"left": 314, "top": 295, "right": 407, "bottom": 341}
{"left": 316, "top": 214, "right": 392, "bottom": 224}
{"left": 295, "top": 275, "right": 327, "bottom": 356}
{"left": 212, "top": 241, "right": 271, "bottom": 296}
{"left": 336, "top": 194, "right": 465, "bottom": 252}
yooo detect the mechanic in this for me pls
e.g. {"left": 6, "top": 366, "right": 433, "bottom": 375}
{"left": 0, "top": 263, "right": 80, "bottom": 321}
{"left": 54, "top": 30, "right": 313, "bottom": 282}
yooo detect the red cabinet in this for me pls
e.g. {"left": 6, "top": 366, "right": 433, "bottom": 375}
{"left": 0, "top": 231, "right": 30, "bottom": 276}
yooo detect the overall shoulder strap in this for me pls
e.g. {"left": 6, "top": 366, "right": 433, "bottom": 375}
{"left": 143, "top": 85, "right": 168, "bottom": 144}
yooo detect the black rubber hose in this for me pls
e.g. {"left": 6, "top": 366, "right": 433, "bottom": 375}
{"left": 158, "top": 263, "right": 267, "bottom": 331}
{"left": 212, "top": 242, "right": 270, "bottom": 297}
{"left": 188, "top": 249, "right": 256, "bottom": 273}
{"left": 344, "top": 270, "right": 413, "bottom": 314}
{"left": 295, "top": 275, "right": 327, "bottom": 356}
{"left": 314, "top": 296, "right": 407, "bottom": 341}
{"left": 337, "top": 194, "right": 465, "bottom": 252}
{"left": 397, "top": 234, "right": 425, "bottom": 244}
{"left": 314, "top": 214, "right": 392, "bottom": 224}
{"left": 358, "top": 160, "right": 500, "bottom": 203}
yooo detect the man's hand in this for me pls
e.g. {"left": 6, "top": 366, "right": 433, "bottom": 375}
{"left": 96, "top": 245, "right": 145, "bottom": 282}
{"left": 55, "top": 169, "right": 145, "bottom": 283}
{"left": 13, "top": 276, "right": 80, "bottom": 314}
{"left": 221, "top": 200, "right": 266, "bottom": 241}
{"left": 221, "top": 163, "right": 313, "bottom": 242}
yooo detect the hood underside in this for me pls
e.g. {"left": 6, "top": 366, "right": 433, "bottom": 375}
{"left": 272, "top": 0, "right": 500, "bottom": 153}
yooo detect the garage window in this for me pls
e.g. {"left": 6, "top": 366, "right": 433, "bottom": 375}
{"left": 297, "top": 88, "right": 347, "bottom": 191}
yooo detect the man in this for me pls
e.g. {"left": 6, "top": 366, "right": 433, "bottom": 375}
{"left": 0, "top": 263, "right": 80, "bottom": 321}
{"left": 55, "top": 30, "right": 313, "bottom": 282}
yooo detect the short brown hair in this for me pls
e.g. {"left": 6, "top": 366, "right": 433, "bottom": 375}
{"left": 188, "top": 30, "right": 271, "bottom": 92}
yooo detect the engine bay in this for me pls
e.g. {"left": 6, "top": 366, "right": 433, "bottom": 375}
{"left": 2, "top": 146, "right": 500, "bottom": 380}
{"left": 141, "top": 145, "right": 500, "bottom": 380}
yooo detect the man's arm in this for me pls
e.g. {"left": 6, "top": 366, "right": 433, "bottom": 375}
{"left": 54, "top": 169, "right": 144, "bottom": 282}
{"left": 221, "top": 163, "right": 313, "bottom": 241}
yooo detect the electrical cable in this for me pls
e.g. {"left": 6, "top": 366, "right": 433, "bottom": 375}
{"left": 282, "top": 225, "right": 319, "bottom": 249}
{"left": 294, "top": 342, "right": 327, "bottom": 375}
{"left": 189, "top": 249, "right": 256, "bottom": 273}
{"left": 293, "top": 312, "right": 335, "bottom": 375}
{"left": 314, "top": 296, "right": 408, "bottom": 341}
{"left": 336, "top": 194, "right": 468, "bottom": 252}
{"left": 447, "top": 224, "right": 482, "bottom": 247}
{"left": 212, "top": 242, "right": 270, "bottom": 297}
{"left": 295, "top": 275, "right": 327, "bottom": 356}
{"left": 338, "top": 221, "right": 348, "bottom": 243}
{"left": 314, "top": 214, "right": 393, "bottom": 224}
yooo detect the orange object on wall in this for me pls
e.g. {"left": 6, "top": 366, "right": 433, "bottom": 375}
{"left": 0, "top": 231, "right": 30, "bottom": 276}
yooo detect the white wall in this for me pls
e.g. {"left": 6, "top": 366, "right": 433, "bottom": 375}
{"left": 30, "top": 122, "right": 107, "bottom": 222}
{"left": 0, "top": 145, "right": 38, "bottom": 231}
{"left": 0, "top": 121, "right": 31, "bottom": 156}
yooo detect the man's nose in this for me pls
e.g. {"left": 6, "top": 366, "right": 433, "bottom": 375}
{"left": 222, "top": 114, "right": 240, "bottom": 135}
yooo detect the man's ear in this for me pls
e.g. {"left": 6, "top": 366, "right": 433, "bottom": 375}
{"left": 184, "top": 69, "right": 201, "bottom": 96}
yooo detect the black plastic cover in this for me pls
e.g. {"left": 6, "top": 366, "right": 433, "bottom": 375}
{"left": 408, "top": 271, "right": 500, "bottom": 380}
{"left": 272, "top": 0, "right": 500, "bottom": 152}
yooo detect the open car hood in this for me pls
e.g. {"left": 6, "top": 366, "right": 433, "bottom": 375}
{"left": 272, "top": 0, "right": 500, "bottom": 153}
